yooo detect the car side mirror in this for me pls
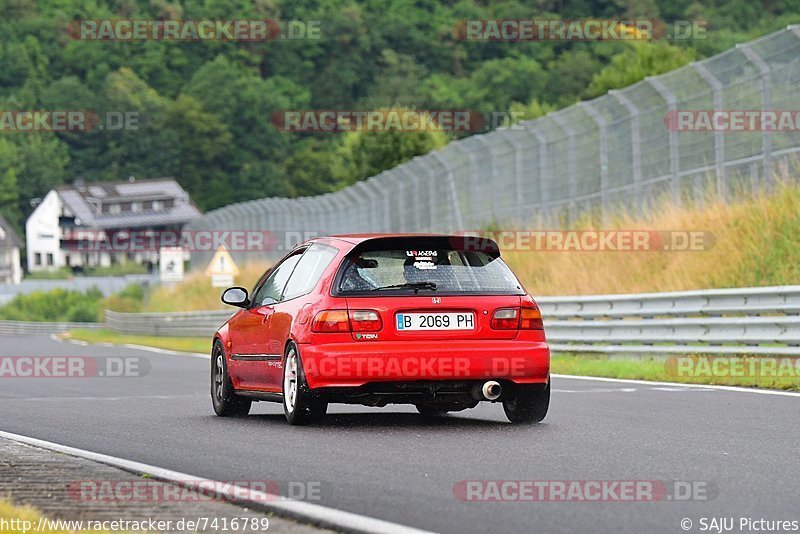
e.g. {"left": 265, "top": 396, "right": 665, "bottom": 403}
{"left": 221, "top": 287, "right": 250, "bottom": 308}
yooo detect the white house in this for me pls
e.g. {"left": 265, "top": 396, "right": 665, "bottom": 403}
{"left": 26, "top": 178, "right": 201, "bottom": 272}
{"left": 0, "top": 214, "right": 22, "bottom": 284}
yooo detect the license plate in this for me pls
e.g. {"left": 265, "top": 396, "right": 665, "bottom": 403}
{"left": 396, "top": 312, "right": 475, "bottom": 331}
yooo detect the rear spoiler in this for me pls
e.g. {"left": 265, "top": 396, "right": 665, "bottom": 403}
{"left": 348, "top": 235, "right": 501, "bottom": 258}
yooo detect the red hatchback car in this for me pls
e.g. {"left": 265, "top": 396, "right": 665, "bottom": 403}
{"left": 211, "top": 234, "right": 550, "bottom": 424}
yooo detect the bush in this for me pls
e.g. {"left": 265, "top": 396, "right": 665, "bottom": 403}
{"left": 0, "top": 287, "right": 104, "bottom": 322}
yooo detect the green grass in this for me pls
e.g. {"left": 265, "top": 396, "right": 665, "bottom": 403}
{"left": 66, "top": 329, "right": 209, "bottom": 354}
{"left": 551, "top": 353, "right": 800, "bottom": 391}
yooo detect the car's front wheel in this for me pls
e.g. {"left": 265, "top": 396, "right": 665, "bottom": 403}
{"left": 503, "top": 380, "right": 549, "bottom": 424}
{"left": 211, "top": 341, "right": 252, "bottom": 417}
{"left": 282, "top": 343, "right": 327, "bottom": 425}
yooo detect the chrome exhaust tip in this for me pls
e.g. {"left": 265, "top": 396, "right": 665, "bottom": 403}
{"left": 481, "top": 380, "right": 502, "bottom": 401}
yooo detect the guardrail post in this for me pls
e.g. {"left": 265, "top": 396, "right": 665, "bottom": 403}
{"left": 647, "top": 76, "right": 681, "bottom": 207}
{"left": 738, "top": 43, "right": 773, "bottom": 192}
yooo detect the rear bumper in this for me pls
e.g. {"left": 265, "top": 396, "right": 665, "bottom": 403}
{"left": 298, "top": 339, "right": 550, "bottom": 389}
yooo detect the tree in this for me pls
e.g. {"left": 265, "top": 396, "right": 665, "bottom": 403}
{"left": 586, "top": 42, "right": 696, "bottom": 98}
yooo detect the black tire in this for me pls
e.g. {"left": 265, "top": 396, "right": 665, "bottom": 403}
{"left": 415, "top": 404, "right": 449, "bottom": 417}
{"left": 282, "top": 342, "right": 327, "bottom": 425}
{"left": 503, "top": 381, "right": 549, "bottom": 424}
{"left": 211, "top": 341, "right": 252, "bottom": 417}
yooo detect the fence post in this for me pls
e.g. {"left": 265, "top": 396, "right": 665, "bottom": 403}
{"left": 498, "top": 128, "right": 527, "bottom": 223}
{"left": 579, "top": 101, "right": 610, "bottom": 221}
{"left": 647, "top": 76, "right": 681, "bottom": 206}
{"left": 430, "top": 151, "right": 464, "bottom": 230}
{"left": 524, "top": 123, "right": 549, "bottom": 223}
{"left": 610, "top": 89, "right": 643, "bottom": 217}
{"left": 693, "top": 61, "right": 726, "bottom": 201}
{"left": 550, "top": 113, "right": 578, "bottom": 222}
{"left": 738, "top": 43, "right": 773, "bottom": 192}
{"left": 453, "top": 143, "right": 480, "bottom": 228}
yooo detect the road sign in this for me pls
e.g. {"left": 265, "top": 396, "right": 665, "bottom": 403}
{"left": 159, "top": 247, "right": 185, "bottom": 282}
{"left": 205, "top": 246, "right": 239, "bottom": 288}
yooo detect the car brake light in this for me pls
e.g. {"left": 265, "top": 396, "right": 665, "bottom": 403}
{"left": 311, "top": 309, "right": 383, "bottom": 333}
{"left": 349, "top": 310, "right": 383, "bottom": 332}
{"left": 311, "top": 310, "right": 350, "bottom": 333}
{"left": 520, "top": 306, "right": 544, "bottom": 330}
{"left": 491, "top": 308, "right": 519, "bottom": 330}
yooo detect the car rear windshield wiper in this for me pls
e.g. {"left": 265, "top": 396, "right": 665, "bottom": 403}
{"left": 371, "top": 281, "right": 437, "bottom": 292}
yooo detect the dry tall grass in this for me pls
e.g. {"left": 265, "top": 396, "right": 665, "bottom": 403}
{"left": 144, "top": 261, "right": 271, "bottom": 311}
{"left": 505, "top": 182, "right": 800, "bottom": 295}
{"left": 142, "top": 182, "right": 800, "bottom": 310}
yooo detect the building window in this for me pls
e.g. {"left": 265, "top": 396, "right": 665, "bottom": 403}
{"left": 152, "top": 200, "right": 162, "bottom": 211}
{"left": 109, "top": 204, "right": 121, "bottom": 215}
{"left": 34, "top": 253, "right": 42, "bottom": 266}
{"left": 47, "top": 253, "right": 54, "bottom": 266}
{"left": 131, "top": 202, "right": 142, "bottom": 213}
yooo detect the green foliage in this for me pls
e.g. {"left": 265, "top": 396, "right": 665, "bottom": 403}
{"left": 0, "top": 287, "right": 104, "bottom": 322}
{"left": 330, "top": 110, "right": 449, "bottom": 187}
{"left": 0, "top": 283, "right": 146, "bottom": 322}
{"left": 0, "top": 0, "right": 794, "bottom": 235}
{"left": 586, "top": 42, "right": 696, "bottom": 98}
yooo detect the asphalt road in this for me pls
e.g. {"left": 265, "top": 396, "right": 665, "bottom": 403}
{"left": 1, "top": 335, "right": 798, "bottom": 534}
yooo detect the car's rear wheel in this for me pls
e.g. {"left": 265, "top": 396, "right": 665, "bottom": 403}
{"left": 503, "top": 380, "right": 549, "bottom": 424}
{"left": 283, "top": 343, "right": 327, "bottom": 425}
{"left": 415, "top": 404, "right": 449, "bottom": 417}
{"left": 211, "top": 341, "right": 252, "bottom": 417}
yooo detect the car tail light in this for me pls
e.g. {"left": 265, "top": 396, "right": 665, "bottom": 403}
{"left": 520, "top": 306, "right": 544, "bottom": 330}
{"left": 349, "top": 310, "right": 383, "bottom": 332}
{"left": 312, "top": 310, "right": 350, "bottom": 333}
{"left": 311, "top": 309, "right": 383, "bottom": 333}
{"left": 491, "top": 306, "right": 544, "bottom": 330}
{"left": 491, "top": 308, "right": 519, "bottom": 330}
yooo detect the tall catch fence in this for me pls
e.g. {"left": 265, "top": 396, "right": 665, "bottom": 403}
{"left": 187, "top": 26, "right": 800, "bottom": 268}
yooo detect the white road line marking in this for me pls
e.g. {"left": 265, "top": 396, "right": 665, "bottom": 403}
{"left": 552, "top": 374, "right": 800, "bottom": 397}
{"left": 0, "top": 430, "right": 436, "bottom": 534}
{"left": 0, "top": 395, "right": 206, "bottom": 402}
{"left": 54, "top": 334, "right": 209, "bottom": 359}
{"left": 552, "top": 388, "right": 637, "bottom": 393}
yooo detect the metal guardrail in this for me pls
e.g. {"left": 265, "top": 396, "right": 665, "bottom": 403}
{"left": 539, "top": 285, "right": 800, "bottom": 356}
{"left": 0, "top": 321, "right": 104, "bottom": 335}
{"left": 97, "top": 286, "right": 800, "bottom": 355}
{"left": 104, "top": 310, "right": 232, "bottom": 338}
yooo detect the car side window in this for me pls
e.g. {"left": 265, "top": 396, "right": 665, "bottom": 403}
{"left": 251, "top": 251, "right": 304, "bottom": 307}
{"left": 282, "top": 244, "right": 338, "bottom": 301}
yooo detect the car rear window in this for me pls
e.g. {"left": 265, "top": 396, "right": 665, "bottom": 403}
{"left": 335, "top": 238, "right": 524, "bottom": 295}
